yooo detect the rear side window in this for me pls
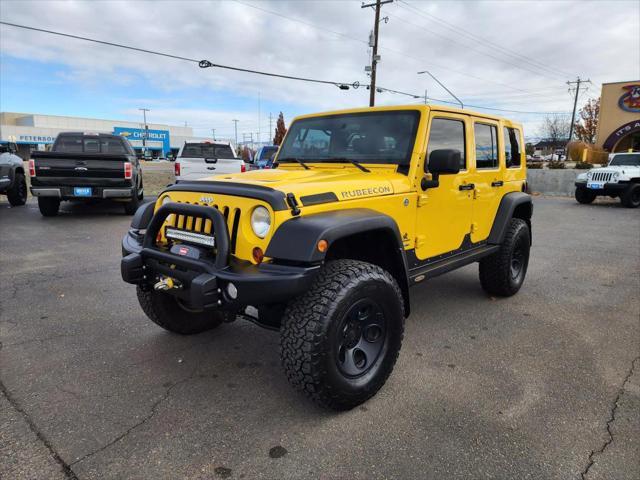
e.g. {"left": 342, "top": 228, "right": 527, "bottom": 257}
{"left": 426, "top": 118, "right": 466, "bottom": 172}
{"left": 504, "top": 127, "right": 522, "bottom": 168}
{"left": 474, "top": 123, "right": 499, "bottom": 169}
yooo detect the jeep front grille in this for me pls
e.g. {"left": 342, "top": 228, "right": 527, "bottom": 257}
{"left": 164, "top": 201, "right": 241, "bottom": 254}
{"left": 591, "top": 171, "right": 613, "bottom": 182}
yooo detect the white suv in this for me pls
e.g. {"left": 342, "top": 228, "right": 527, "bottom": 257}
{"left": 174, "top": 141, "right": 246, "bottom": 181}
{"left": 575, "top": 152, "right": 640, "bottom": 208}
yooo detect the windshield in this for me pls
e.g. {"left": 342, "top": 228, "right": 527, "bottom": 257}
{"left": 257, "top": 147, "right": 278, "bottom": 164}
{"left": 180, "top": 143, "right": 235, "bottom": 159}
{"left": 277, "top": 110, "right": 420, "bottom": 167}
{"left": 609, "top": 154, "right": 640, "bottom": 166}
{"left": 53, "top": 136, "right": 128, "bottom": 154}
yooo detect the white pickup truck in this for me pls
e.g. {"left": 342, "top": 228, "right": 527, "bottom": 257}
{"left": 174, "top": 141, "right": 246, "bottom": 181}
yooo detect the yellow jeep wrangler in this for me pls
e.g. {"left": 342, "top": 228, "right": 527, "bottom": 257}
{"left": 121, "top": 105, "right": 532, "bottom": 410}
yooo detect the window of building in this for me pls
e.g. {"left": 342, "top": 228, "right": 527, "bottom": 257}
{"left": 426, "top": 118, "right": 466, "bottom": 172}
{"left": 504, "top": 127, "right": 522, "bottom": 168}
{"left": 474, "top": 123, "right": 498, "bottom": 169}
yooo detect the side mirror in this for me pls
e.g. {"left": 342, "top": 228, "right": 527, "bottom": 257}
{"left": 428, "top": 149, "right": 461, "bottom": 175}
{"left": 421, "top": 149, "right": 461, "bottom": 190}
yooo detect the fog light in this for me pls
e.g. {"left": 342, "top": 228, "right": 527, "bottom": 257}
{"left": 252, "top": 247, "right": 264, "bottom": 264}
{"left": 226, "top": 282, "right": 238, "bottom": 299}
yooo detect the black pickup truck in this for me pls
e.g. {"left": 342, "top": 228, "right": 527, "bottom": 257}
{"left": 30, "top": 132, "right": 143, "bottom": 216}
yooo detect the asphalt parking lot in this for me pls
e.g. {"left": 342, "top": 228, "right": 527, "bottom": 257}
{"left": 1, "top": 196, "right": 638, "bottom": 480}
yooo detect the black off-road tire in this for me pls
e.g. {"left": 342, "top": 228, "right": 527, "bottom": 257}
{"left": 575, "top": 187, "right": 596, "bottom": 204}
{"left": 37, "top": 197, "right": 60, "bottom": 216}
{"left": 123, "top": 186, "right": 140, "bottom": 215}
{"left": 479, "top": 218, "right": 530, "bottom": 297}
{"left": 280, "top": 259, "right": 405, "bottom": 410}
{"left": 620, "top": 184, "right": 640, "bottom": 208}
{"left": 7, "top": 172, "right": 27, "bottom": 206}
{"left": 136, "top": 286, "right": 230, "bottom": 334}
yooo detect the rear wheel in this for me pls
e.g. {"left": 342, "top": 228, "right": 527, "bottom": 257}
{"left": 6, "top": 172, "right": 27, "bottom": 206}
{"left": 280, "top": 259, "right": 404, "bottom": 410}
{"left": 620, "top": 184, "right": 640, "bottom": 208}
{"left": 136, "top": 286, "right": 230, "bottom": 334}
{"left": 575, "top": 187, "right": 596, "bottom": 204}
{"left": 37, "top": 197, "right": 60, "bottom": 216}
{"left": 479, "top": 218, "right": 530, "bottom": 297}
{"left": 123, "top": 185, "right": 140, "bottom": 215}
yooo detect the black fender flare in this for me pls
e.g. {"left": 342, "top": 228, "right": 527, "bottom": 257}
{"left": 487, "top": 192, "right": 533, "bottom": 245}
{"left": 130, "top": 200, "right": 155, "bottom": 229}
{"left": 265, "top": 208, "right": 411, "bottom": 316}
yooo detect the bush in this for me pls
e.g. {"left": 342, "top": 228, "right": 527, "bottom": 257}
{"left": 547, "top": 160, "right": 566, "bottom": 169}
{"left": 574, "top": 161, "right": 593, "bottom": 169}
{"left": 527, "top": 162, "right": 543, "bottom": 169}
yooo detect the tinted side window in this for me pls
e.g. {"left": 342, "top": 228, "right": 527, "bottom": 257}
{"left": 504, "top": 127, "right": 521, "bottom": 168}
{"left": 426, "top": 118, "right": 466, "bottom": 172}
{"left": 474, "top": 123, "right": 498, "bottom": 169}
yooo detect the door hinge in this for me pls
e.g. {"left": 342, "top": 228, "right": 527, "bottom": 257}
{"left": 415, "top": 235, "right": 427, "bottom": 248}
{"left": 417, "top": 194, "right": 429, "bottom": 207}
{"left": 470, "top": 223, "right": 478, "bottom": 234}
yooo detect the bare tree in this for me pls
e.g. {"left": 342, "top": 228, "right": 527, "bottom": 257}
{"left": 538, "top": 115, "right": 571, "bottom": 146}
{"left": 575, "top": 98, "right": 600, "bottom": 145}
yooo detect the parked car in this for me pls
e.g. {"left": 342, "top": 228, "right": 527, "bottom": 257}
{"left": 30, "top": 132, "right": 143, "bottom": 216}
{"left": 0, "top": 141, "right": 27, "bottom": 206}
{"left": 252, "top": 145, "right": 279, "bottom": 169}
{"left": 575, "top": 152, "right": 640, "bottom": 208}
{"left": 174, "top": 141, "right": 245, "bottom": 181}
{"left": 121, "top": 104, "right": 532, "bottom": 410}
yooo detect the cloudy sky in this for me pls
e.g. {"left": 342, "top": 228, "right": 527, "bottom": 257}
{"left": 1, "top": 0, "right": 638, "bottom": 142}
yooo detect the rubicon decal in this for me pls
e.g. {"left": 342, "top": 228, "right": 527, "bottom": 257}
{"left": 340, "top": 185, "right": 392, "bottom": 199}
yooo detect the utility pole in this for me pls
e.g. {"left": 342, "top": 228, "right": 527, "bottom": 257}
{"left": 567, "top": 77, "right": 591, "bottom": 142}
{"left": 269, "top": 112, "right": 273, "bottom": 144}
{"left": 138, "top": 108, "right": 150, "bottom": 152}
{"left": 362, "top": 0, "right": 392, "bottom": 107}
{"left": 211, "top": 128, "right": 216, "bottom": 141}
{"left": 232, "top": 119, "right": 239, "bottom": 147}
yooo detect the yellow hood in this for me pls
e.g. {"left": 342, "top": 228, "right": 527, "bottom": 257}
{"left": 202, "top": 164, "right": 411, "bottom": 203}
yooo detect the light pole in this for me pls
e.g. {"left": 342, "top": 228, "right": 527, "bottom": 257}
{"left": 417, "top": 71, "right": 463, "bottom": 109}
{"left": 232, "top": 119, "right": 239, "bottom": 147}
{"left": 139, "top": 108, "right": 150, "bottom": 155}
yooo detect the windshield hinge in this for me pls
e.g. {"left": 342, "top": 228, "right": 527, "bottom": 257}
{"left": 286, "top": 193, "right": 301, "bottom": 216}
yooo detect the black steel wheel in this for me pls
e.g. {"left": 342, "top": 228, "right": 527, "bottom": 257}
{"left": 336, "top": 299, "right": 387, "bottom": 378}
{"left": 575, "top": 187, "right": 596, "bottom": 204}
{"left": 280, "top": 259, "right": 404, "bottom": 410}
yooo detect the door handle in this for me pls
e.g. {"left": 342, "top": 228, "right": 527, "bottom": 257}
{"left": 459, "top": 184, "right": 475, "bottom": 191}
{"left": 491, "top": 181, "right": 504, "bottom": 187}
{"left": 207, "top": 167, "right": 216, "bottom": 170}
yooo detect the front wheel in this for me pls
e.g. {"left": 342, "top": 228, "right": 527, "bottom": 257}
{"left": 620, "top": 184, "right": 640, "bottom": 208}
{"left": 280, "top": 260, "right": 405, "bottom": 410}
{"left": 479, "top": 218, "right": 530, "bottom": 297}
{"left": 37, "top": 197, "right": 60, "bottom": 216}
{"left": 136, "top": 287, "right": 230, "bottom": 334}
{"left": 7, "top": 172, "right": 27, "bottom": 206}
{"left": 575, "top": 187, "right": 596, "bottom": 204}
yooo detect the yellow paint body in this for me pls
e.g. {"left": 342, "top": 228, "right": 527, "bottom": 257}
{"left": 156, "top": 105, "right": 526, "bottom": 264}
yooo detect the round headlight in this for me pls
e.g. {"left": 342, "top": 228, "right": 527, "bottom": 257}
{"left": 612, "top": 172, "right": 620, "bottom": 180}
{"left": 251, "top": 206, "right": 271, "bottom": 238}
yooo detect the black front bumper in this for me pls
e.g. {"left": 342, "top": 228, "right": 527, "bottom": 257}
{"left": 121, "top": 202, "right": 319, "bottom": 310}
{"left": 575, "top": 181, "right": 629, "bottom": 194}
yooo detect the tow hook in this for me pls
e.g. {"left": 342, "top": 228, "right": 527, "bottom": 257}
{"left": 154, "top": 276, "right": 181, "bottom": 291}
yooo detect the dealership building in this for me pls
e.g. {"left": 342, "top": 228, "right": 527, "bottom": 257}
{"left": 0, "top": 112, "right": 209, "bottom": 159}
{"left": 596, "top": 80, "right": 640, "bottom": 152}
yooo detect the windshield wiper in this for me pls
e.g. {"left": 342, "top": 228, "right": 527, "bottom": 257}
{"left": 329, "top": 157, "right": 371, "bottom": 173}
{"left": 278, "top": 157, "right": 310, "bottom": 170}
